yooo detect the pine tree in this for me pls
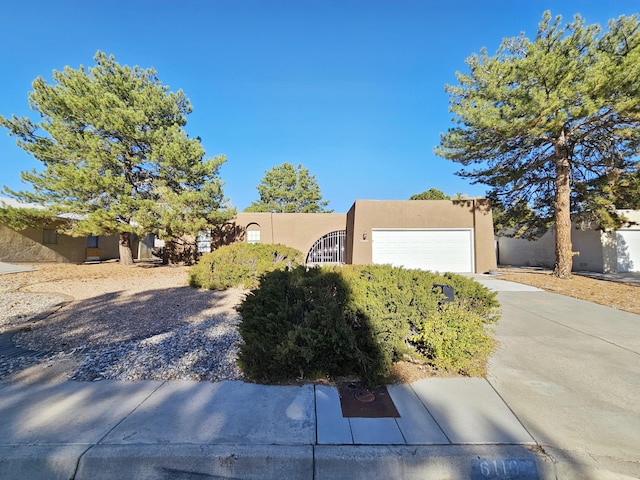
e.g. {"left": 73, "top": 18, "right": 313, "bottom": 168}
{"left": 436, "top": 12, "right": 640, "bottom": 277}
{"left": 245, "top": 162, "right": 332, "bottom": 213}
{"left": 1, "top": 52, "right": 234, "bottom": 264}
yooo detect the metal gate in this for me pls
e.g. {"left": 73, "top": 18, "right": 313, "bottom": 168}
{"left": 306, "top": 230, "right": 346, "bottom": 265}
{"left": 196, "top": 230, "right": 211, "bottom": 253}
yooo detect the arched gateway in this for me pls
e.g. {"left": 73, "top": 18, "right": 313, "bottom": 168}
{"left": 306, "top": 230, "right": 346, "bottom": 265}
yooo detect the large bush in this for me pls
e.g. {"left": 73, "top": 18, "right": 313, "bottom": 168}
{"left": 237, "top": 267, "right": 384, "bottom": 383}
{"left": 188, "top": 243, "right": 304, "bottom": 290}
{"left": 237, "top": 264, "right": 499, "bottom": 385}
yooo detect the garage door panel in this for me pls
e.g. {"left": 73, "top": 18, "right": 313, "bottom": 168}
{"left": 616, "top": 230, "right": 640, "bottom": 272}
{"left": 372, "top": 229, "right": 474, "bottom": 273}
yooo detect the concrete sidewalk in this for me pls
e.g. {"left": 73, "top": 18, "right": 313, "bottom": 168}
{"left": 0, "top": 377, "right": 551, "bottom": 480}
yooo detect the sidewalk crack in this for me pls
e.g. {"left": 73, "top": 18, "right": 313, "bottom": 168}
{"left": 95, "top": 380, "right": 167, "bottom": 445}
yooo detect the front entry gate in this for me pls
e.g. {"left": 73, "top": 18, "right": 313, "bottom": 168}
{"left": 306, "top": 230, "right": 346, "bottom": 265}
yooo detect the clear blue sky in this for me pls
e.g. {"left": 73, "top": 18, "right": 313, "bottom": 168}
{"left": 0, "top": 1, "right": 636, "bottom": 213}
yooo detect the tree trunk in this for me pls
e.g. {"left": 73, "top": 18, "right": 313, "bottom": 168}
{"left": 119, "top": 232, "right": 135, "bottom": 265}
{"left": 162, "top": 226, "right": 173, "bottom": 265}
{"left": 553, "top": 143, "right": 573, "bottom": 278}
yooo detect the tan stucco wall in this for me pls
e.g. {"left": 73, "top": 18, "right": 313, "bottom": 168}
{"left": 497, "top": 225, "right": 607, "bottom": 272}
{"left": 0, "top": 223, "right": 120, "bottom": 263}
{"left": 99, "top": 234, "right": 121, "bottom": 261}
{"left": 345, "top": 199, "right": 497, "bottom": 273}
{"left": 471, "top": 200, "right": 497, "bottom": 273}
{"left": 233, "top": 212, "right": 347, "bottom": 259}
{"left": 573, "top": 228, "right": 606, "bottom": 271}
{"left": 497, "top": 211, "right": 640, "bottom": 273}
{"left": 497, "top": 231, "right": 556, "bottom": 269}
{"left": 607, "top": 210, "right": 640, "bottom": 273}
{"left": 618, "top": 209, "right": 640, "bottom": 227}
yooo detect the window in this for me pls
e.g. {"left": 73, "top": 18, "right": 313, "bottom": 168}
{"left": 43, "top": 229, "right": 57, "bottom": 245}
{"left": 87, "top": 235, "right": 99, "bottom": 248}
{"left": 246, "top": 229, "right": 261, "bottom": 244}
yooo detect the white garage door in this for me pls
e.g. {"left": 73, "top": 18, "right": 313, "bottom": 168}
{"left": 371, "top": 229, "right": 474, "bottom": 273}
{"left": 616, "top": 230, "right": 640, "bottom": 272}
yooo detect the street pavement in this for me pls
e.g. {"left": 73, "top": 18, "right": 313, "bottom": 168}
{"left": 0, "top": 273, "right": 638, "bottom": 479}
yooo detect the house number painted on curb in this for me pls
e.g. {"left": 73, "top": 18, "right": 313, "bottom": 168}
{"left": 471, "top": 458, "right": 539, "bottom": 480}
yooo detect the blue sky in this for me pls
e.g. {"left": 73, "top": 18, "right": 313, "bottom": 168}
{"left": 0, "top": 1, "right": 636, "bottom": 213}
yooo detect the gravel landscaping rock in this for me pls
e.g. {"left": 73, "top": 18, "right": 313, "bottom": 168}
{"left": 0, "top": 263, "right": 246, "bottom": 383}
{"left": 0, "top": 293, "right": 68, "bottom": 333}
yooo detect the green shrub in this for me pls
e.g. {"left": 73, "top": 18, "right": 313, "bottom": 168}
{"left": 339, "top": 265, "right": 499, "bottom": 373}
{"left": 237, "top": 267, "right": 385, "bottom": 384}
{"left": 188, "top": 243, "right": 304, "bottom": 290}
{"left": 237, "top": 263, "right": 500, "bottom": 385}
{"left": 436, "top": 272, "right": 501, "bottom": 322}
{"left": 411, "top": 302, "right": 495, "bottom": 375}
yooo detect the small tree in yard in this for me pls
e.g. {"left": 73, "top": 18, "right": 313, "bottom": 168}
{"left": 436, "top": 12, "right": 640, "bottom": 278}
{"left": 245, "top": 162, "right": 332, "bottom": 213}
{"left": 0, "top": 51, "right": 234, "bottom": 265}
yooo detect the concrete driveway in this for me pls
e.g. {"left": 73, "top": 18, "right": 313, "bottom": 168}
{"left": 0, "top": 262, "right": 35, "bottom": 275}
{"left": 479, "top": 277, "right": 640, "bottom": 479}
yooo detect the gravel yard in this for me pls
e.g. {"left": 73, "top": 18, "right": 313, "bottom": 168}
{"left": 0, "top": 262, "right": 246, "bottom": 383}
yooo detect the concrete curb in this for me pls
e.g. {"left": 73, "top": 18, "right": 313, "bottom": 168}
{"left": 315, "top": 445, "right": 556, "bottom": 480}
{"left": 0, "top": 444, "right": 558, "bottom": 480}
{"left": 0, "top": 445, "right": 89, "bottom": 480}
{"left": 75, "top": 444, "right": 313, "bottom": 480}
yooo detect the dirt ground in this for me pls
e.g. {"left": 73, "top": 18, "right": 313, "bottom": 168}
{"left": 2, "top": 262, "right": 637, "bottom": 385}
{"left": 0, "top": 261, "right": 190, "bottom": 297}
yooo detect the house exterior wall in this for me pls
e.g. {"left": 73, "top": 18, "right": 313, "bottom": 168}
{"left": 496, "top": 210, "right": 640, "bottom": 273}
{"left": 232, "top": 212, "right": 347, "bottom": 259}
{"left": 618, "top": 210, "right": 640, "bottom": 227}
{"left": 497, "top": 227, "right": 606, "bottom": 272}
{"left": 0, "top": 222, "right": 120, "bottom": 263}
{"left": 497, "top": 231, "right": 556, "bottom": 269}
{"left": 345, "top": 199, "right": 497, "bottom": 273}
{"left": 573, "top": 228, "right": 606, "bottom": 271}
{"left": 613, "top": 210, "right": 640, "bottom": 273}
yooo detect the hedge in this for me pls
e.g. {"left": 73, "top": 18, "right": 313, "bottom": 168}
{"left": 188, "top": 242, "right": 304, "bottom": 290}
{"left": 237, "top": 264, "right": 499, "bottom": 385}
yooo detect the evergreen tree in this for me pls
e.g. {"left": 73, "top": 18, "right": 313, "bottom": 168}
{"left": 436, "top": 12, "right": 640, "bottom": 278}
{"left": 409, "top": 188, "right": 450, "bottom": 200}
{"left": 245, "top": 162, "right": 331, "bottom": 213}
{"left": 1, "top": 52, "right": 234, "bottom": 264}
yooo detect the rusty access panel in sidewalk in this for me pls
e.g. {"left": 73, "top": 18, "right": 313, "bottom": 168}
{"left": 338, "top": 382, "right": 400, "bottom": 418}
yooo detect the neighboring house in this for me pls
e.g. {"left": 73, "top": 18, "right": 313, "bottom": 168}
{"left": 202, "top": 199, "right": 497, "bottom": 274}
{"left": 0, "top": 197, "right": 122, "bottom": 263}
{"left": 496, "top": 210, "right": 640, "bottom": 273}
{"left": 0, "top": 221, "right": 122, "bottom": 263}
